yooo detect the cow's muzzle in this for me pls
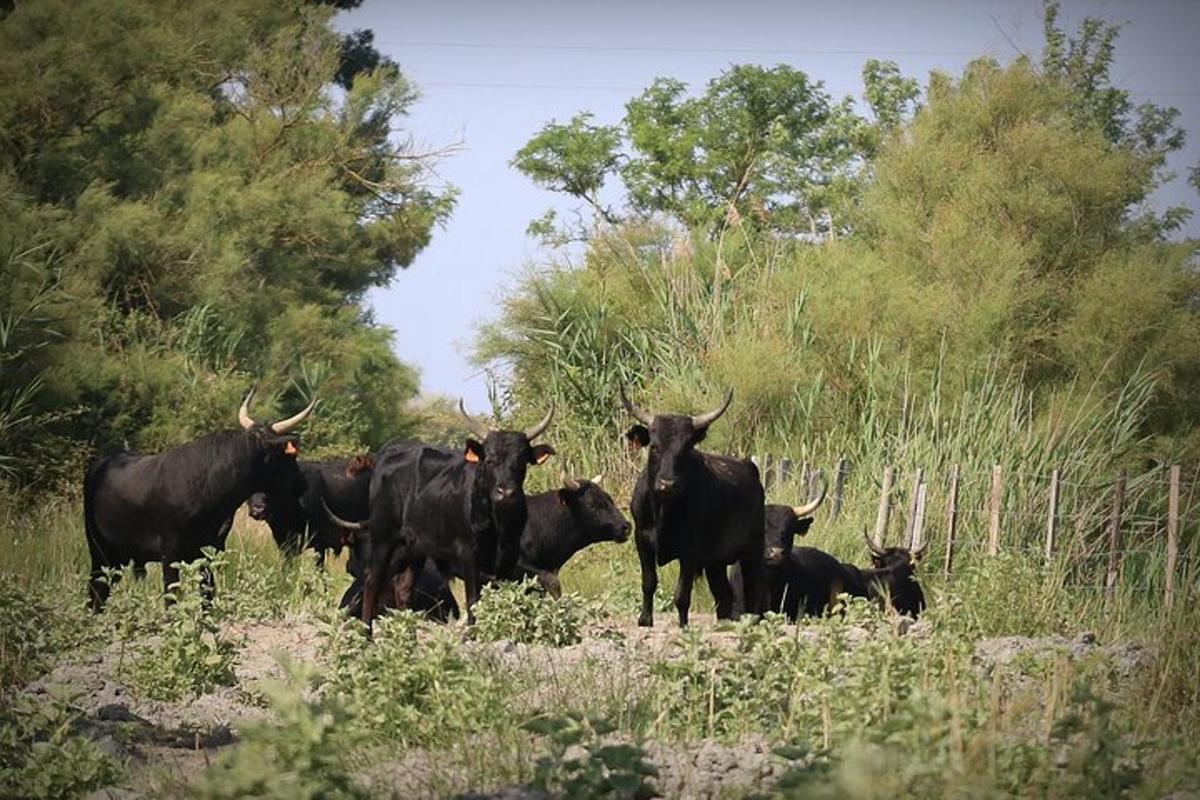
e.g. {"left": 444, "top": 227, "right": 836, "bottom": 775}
{"left": 654, "top": 478, "right": 679, "bottom": 499}
{"left": 765, "top": 546, "right": 786, "bottom": 565}
{"left": 612, "top": 521, "right": 632, "bottom": 543}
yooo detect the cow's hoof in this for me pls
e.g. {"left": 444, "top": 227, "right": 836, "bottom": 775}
{"left": 637, "top": 615, "right": 653, "bottom": 628}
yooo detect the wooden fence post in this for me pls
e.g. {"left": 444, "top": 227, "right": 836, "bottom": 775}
{"left": 910, "top": 480, "right": 928, "bottom": 551}
{"left": 904, "top": 468, "right": 924, "bottom": 548}
{"left": 945, "top": 464, "right": 960, "bottom": 577}
{"left": 831, "top": 457, "right": 848, "bottom": 520}
{"left": 1105, "top": 471, "right": 1127, "bottom": 595}
{"left": 1165, "top": 465, "right": 1180, "bottom": 611}
{"left": 874, "top": 466, "right": 895, "bottom": 547}
{"left": 1045, "top": 468, "right": 1060, "bottom": 567}
{"left": 775, "top": 458, "right": 791, "bottom": 493}
{"left": 988, "top": 465, "right": 1003, "bottom": 556}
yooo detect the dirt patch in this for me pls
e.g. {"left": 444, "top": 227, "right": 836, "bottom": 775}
{"left": 974, "top": 630, "right": 1153, "bottom": 677}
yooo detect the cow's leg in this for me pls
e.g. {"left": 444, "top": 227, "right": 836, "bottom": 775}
{"left": 673, "top": 559, "right": 699, "bottom": 627}
{"left": 729, "top": 564, "right": 746, "bottom": 617}
{"left": 636, "top": 537, "right": 658, "bottom": 627}
{"left": 361, "top": 540, "right": 396, "bottom": 628}
{"left": 132, "top": 564, "right": 147, "bottom": 581}
{"left": 314, "top": 547, "right": 327, "bottom": 570}
{"left": 738, "top": 550, "right": 769, "bottom": 618}
{"left": 86, "top": 536, "right": 114, "bottom": 613}
{"left": 462, "top": 555, "right": 482, "bottom": 626}
{"left": 199, "top": 564, "right": 216, "bottom": 607}
{"left": 705, "top": 565, "right": 735, "bottom": 620}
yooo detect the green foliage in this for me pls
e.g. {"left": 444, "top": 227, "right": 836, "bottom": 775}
{"left": 515, "top": 64, "right": 879, "bottom": 237}
{"left": 524, "top": 713, "right": 658, "bottom": 800}
{"left": 192, "top": 659, "right": 368, "bottom": 800}
{"left": 0, "top": 0, "right": 456, "bottom": 487}
{"left": 0, "top": 692, "right": 124, "bottom": 800}
{"left": 321, "top": 611, "right": 509, "bottom": 746}
{"left": 121, "top": 552, "right": 239, "bottom": 701}
{"left": 471, "top": 579, "right": 587, "bottom": 647}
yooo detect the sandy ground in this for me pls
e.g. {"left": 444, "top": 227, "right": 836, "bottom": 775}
{"left": 25, "top": 613, "right": 1152, "bottom": 800}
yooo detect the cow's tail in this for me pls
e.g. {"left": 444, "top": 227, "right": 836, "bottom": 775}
{"left": 82, "top": 455, "right": 114, "bottom": 562}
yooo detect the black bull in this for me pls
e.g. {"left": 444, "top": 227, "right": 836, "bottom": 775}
{"left": 331, "top": 474, "right": 630, "bottom": 616}
{"left": 82, "top": 390, "right": 315, "bottom": 610}
{"left": 359, "top": 403, "right": 555, "bottom": 627}
{"left": 622, "top": 387, "right": 767, "bottom": 627}
{"left": 246, "top": 454, "right": 376, "bottom": 565}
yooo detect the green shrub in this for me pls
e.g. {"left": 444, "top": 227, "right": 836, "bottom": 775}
{"left": 120, "top": 551, "right": 238, "bottom": 701}
{"left": 472, "top": 579, "right": 588, "bottom": 646}
{"left": 191, "top": 659, "right": 367, "bottom": 800}
{"left": 0, "top": 692, "right": 123, "bottom": 800}
{"left": 524, "top": 713, "right": 658, "bottom": 800}
{"left": 322, "top": 611, "right": 509, "bottom": 746}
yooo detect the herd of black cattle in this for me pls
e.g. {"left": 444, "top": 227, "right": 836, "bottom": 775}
{"left": 82, "top": 387, "right": 925, "bottom": 630}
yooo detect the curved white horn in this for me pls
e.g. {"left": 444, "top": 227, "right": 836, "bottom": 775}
{"left": 523, "top": 403, "right": 555, "bottom": 441}
{"left": 458, "top": 398, "right": 490, "bottom": 439}
{"left": 590, "top": 473, "right": 604, "bottom": 487}
{"left": 322, "top": 499, "right": 367, "bottom": 531}
{"left": 270, "top": 396, "right": 317, "bottom": 434}
{"left": 238, "top": 389, "right": 257, "bottom": 430}
{"left": 691, "top": 389, "right": 733, "bottom": 429}
{"left": 792, "top": 472, "right": 828, "bottom": 518}
{"left": 863, "top": 529, "right": 887, "bottom": 557}
{"left": 620, "top": 385, "right": 653, "bottom": 426}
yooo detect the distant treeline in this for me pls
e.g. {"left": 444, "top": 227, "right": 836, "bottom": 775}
{"left": 482, "top": 2, "right": 1200, "bottom": 470}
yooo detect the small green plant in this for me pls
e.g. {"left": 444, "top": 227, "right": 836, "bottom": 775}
{"left": 524, "top": 712, "right": 659, "bottom": 800}
{"left": 322, "top": 611, "right": 509, "bottom": 746}
{"left": 121, "top": 550, "right": 238, "bottom": 701}
{"left": 191, "top": 658, "right": 368, "bottom": 799}
{"left": 472, "top": 579, "right": 587, "bottom": 646}
{"left": 0, "top": 690, "right": 124, "bottom": 799}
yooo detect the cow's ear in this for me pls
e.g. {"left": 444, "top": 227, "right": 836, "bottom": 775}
{"left": 625, "top": 425, "right": 649, "bottom": 450}
{"left": 530, "top": 444, "right": 555, "bottom": 465}
{"left": 464, "top": 438, "right": 484, "bottom": 463}
{"left": 796, "top": 517, "right": 814, "bottom": 536}
{"left": 556, "top": 488, "right": 571, "bottom": 507}
{"left": 691, "top": 425, "right": 708, "bottom": 444}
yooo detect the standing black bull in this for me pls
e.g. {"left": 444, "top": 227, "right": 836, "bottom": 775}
{"left": 622, "top": 387, "right": 767, "bottom": 627}
{"left": 359, "top": 402, "right": 555, "bottom": 627}
{"left": 82, "top": 390, "right": 315, "bottom": 610}
{"left": 246, "top": 454, "right": 375, "bottom": 566}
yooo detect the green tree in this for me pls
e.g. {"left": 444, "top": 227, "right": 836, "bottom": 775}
{"left": 0, "top": 0, "right": 455, "bottom": 486}
{"left": 514, "top": 64, "right": 875, "bottom": 238}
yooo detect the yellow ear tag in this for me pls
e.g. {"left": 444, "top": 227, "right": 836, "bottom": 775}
{"left": 464, "top": 449, "right": 480, "bottom": 463}
{"left": 284, "top": 441, "right": 298, "bottom": 455}
{"left": 534, "top": 450, "right": 553, "bottom": 465}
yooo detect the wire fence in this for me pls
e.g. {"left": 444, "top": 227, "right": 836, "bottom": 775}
{"left": 741, "top": 453, "right": 1196, "bottom": 609}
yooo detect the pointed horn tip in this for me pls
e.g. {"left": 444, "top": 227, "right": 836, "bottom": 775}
{"left": 238, "top": 388, "right": 257, "bottom": 429}
{"left": 523, "top": 402, "right": 555, "bottom": 440}
{"left": 269, "top": 394, "right": 317, "bottom": 434}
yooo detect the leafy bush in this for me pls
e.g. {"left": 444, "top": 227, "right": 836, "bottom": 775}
{"left": 120, "top": 552, "right": 238, "bottom": 701}
{"left": 472, "top": 579, "right": 587, "bottom": 646}
{"left": 524, "top": 713, "right": 659, "bottom": 800}
{"left": 192, "top": 659, "right": 367, "bottom": 800}
{"left": 322, "top": 611, "right": 509, "bottom": 746}
{"left": 0, "top": 692, "right": 123, "bottom": 800}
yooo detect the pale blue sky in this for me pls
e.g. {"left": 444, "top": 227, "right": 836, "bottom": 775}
{"left": 335, "top": 0, "right": 1200, "bottom": 409}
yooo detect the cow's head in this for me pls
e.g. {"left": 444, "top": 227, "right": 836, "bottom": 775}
{"left": 559, "top": 474, "right": 631, "bottom": 544}
{"left": 863, "top": 532, "right": 927, "bottom": 616}
{"left": 621, "top": 386, "right": 732, "bottom": 501}
{"left": 459, "top": 400, "right": 555, "bottom": 511}
{"left": 237, "top": 388, "right": 314, "bottom": 493}
{"left": 762, "top": 475, "right": 827, "bottom": 564}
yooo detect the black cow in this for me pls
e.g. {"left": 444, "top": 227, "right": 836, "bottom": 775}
{"left": 246, "top": 454, "right": 375, "bottom": 566}
{"left": 328, "top": 473, "right": 627, "bottom": 618}
{"left": 83, "top": 389, "right": 315, "bottom": 610}
{"left": 622, "top": 387, "right": 766, "bottom": 627}
{"left": 515, "top": 474, "right": 631, "bottom": 597}
{"left": 746, "top": 533, "right": 927, "bottom": 620}
{"left": 359, "top": 402, "right": 556, "bottom": 627}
